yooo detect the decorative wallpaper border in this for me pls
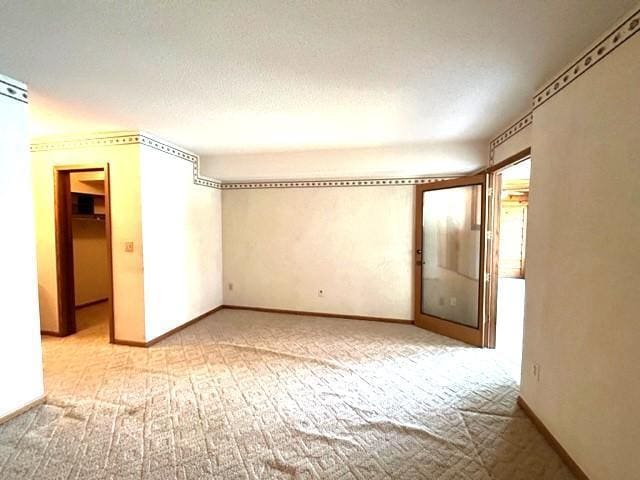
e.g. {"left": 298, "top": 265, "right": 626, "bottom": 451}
{"left": 488, "top": 111, "right": 533, "bottom": 161}
{"left": 30, "top": 133, "right": 223, "bottom": 189}
{"left": 489, "top": 5, "right": 640, "bottom": 161}
{"left": 0, "top": 78, "right": 28, "bottom": 104}
{"left": 30, "top": 133, "right": 448, "bottom": 190}
{"left": 219, "top": 177, "right": 448, "bottom": 189}
{"left": 532, "top": 6, "right": 640, "bottom": 110}
{"left": 31, "top": 133, "right": 197, "bottom": 162}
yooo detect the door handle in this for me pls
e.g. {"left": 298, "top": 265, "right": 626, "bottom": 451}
{"left": 416, "top": 249, "right": 422, "bottom": 255}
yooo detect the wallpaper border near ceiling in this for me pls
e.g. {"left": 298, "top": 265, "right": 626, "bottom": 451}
{"left": 488, "top": 111, "right": 533, "bottom": 161}
{"left": 0, "top": 77, "right": 28, "bottom": 104}
{"left": 30, "top": 133, "right": 450, "bottom": 190}
{"left": 30, "top": 132, "right": 222, "bottom": 189}
{"left": 532, "top": 6, "right": 639, "bottom": 110}
{"left": 489, "top": 4, "right": 640, "bottom": 163}
{"left": 217, "top": 177, "right": 449, "bottom": 189}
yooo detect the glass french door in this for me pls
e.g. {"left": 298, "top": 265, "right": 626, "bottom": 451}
{"left": 414, "top": 175, "right": 488, "bottom": 346}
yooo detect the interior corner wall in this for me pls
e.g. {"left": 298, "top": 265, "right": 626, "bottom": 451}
{"left": 521, "top": 34, "right": 640, "bottom": 480}
{"left": 139, "top": 148, "right": 223, "bottom": 342}
{"left": 31, "top": 143, "right": 146, "bottom": 343}
{"left": 222, "top": 186, "right": 414, "bottom": 320}
{"left": 0, "top": 75, "right": 44, "bottom": 418}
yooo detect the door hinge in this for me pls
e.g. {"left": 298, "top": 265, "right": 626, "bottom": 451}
{"left": 486, "top": 230, "right": 493, "bottom": 240}
{"left": 487, "top": 187, "right": 494, "bottom": 196}
{"left": 485, "top": 273, "right": 491, "bottom": 282}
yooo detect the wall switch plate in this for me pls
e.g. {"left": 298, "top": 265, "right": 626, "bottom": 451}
{"left": 124, "top": 241, "right": 134, "bottom": 253}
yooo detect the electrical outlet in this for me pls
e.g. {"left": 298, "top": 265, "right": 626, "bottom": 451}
{"left": 318, "top": 289, "right": 324, "bottom": 298}
{"left": 228, "top": 283, "right": 234, "bottom": 291}
{"left": 124, "top": 241, "right": 134, "bottom": 253}
{"left": 449, "top": 297, "right": 457, "bottom": 307}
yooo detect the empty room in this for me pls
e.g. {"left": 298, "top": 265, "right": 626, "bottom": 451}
{"left": 0, "top": 1, "right": 638, "bottom": 479}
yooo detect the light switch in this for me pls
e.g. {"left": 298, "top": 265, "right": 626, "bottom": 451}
{"left": 124, "top": 241, "right": 134, "bottom": 253}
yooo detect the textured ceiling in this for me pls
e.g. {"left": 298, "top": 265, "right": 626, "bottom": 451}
{"left": 1, "top": 0, "right": 636, "bottom": 155}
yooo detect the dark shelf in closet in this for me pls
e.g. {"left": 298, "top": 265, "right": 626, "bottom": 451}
{"left": 71, "top": 192, "right": 105, "bottom": 220}
{"left": 72, "top": 214, "right": 105, "bottom": 221}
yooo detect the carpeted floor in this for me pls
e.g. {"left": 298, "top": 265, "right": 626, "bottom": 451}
{"left": 0, "top": 306, "right": 575, "bottom": 479}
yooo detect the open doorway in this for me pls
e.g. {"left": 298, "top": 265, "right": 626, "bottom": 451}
{"left": 488, "top": 153, "right": 531, "bottom": 381}
{"left": 53, "top": 165, "right": 114, "bottom": 342}
{"left": 412, "top": 150, "right": 532, "bottom": 360}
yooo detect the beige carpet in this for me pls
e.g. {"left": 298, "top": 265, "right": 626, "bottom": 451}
{"left": 0, "top": 305, "right": 575, "bottom": 479}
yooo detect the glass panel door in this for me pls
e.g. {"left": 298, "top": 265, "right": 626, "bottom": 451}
{"left": 414, "top": 175, "right": 487, "bottom": 346}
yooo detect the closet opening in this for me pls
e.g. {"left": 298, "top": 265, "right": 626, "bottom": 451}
{"left": 54, "top": 165, "right": 114, "bottom": 342}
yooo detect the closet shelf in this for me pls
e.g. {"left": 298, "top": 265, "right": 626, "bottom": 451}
{"left": 72, "top": 214, "right": 105, "bottom": 221}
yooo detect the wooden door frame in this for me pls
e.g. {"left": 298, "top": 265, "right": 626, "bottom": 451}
{"left": 484, "top": 147, "right": 531, "bottom": 348}
{"left": 53, "top": 163, "right": 115, "bottom": 342}
{"left": 413, "top": 174, "right": 488, "bottom": 346}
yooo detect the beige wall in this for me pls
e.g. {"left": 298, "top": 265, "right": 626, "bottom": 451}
{"left": 520, "top": 33, "right": 640, "bottom": 480}
{"left": 0, "top": 74, "right": 44, "bottom": 418}
{"left": 72, "top": 218, "right": 109, "bottom": 305}
{"left": 139, "top": 145, "right": 224, "bottom": 342}
{"left": 222, "top": 186, "right": 414, "bottom": 320}
{"left": 32, "top": 132, "right": 225, "bottom": 343}
{"left": 31, "top": 137, "right": 146, "bottom": 342}
{"left": 210, "top": 139, "right": 488, "bottom": 322}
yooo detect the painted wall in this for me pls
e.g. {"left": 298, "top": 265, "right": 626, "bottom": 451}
{"left": 200, "top": 141, "right": 486, "bottom": 181}
{"left": 139, "top": 145, "right": 223, "bottom": 342}
{"left": 521, "top": 32, "right": 640, "bottom": 480}
{"left": 31, "top": 136, "right": 146, "bottom": 342}
{"left": 72, "top": 218, "right": 109, "bottom": 305}
{"left": 0, "top": 74, "right": 44, "bottom": 418}
{"left": 209, "top": 139, "right": 488, "bottom": 321}
{"left": 222, "top": 186, "right": 414, "bottom": 320}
